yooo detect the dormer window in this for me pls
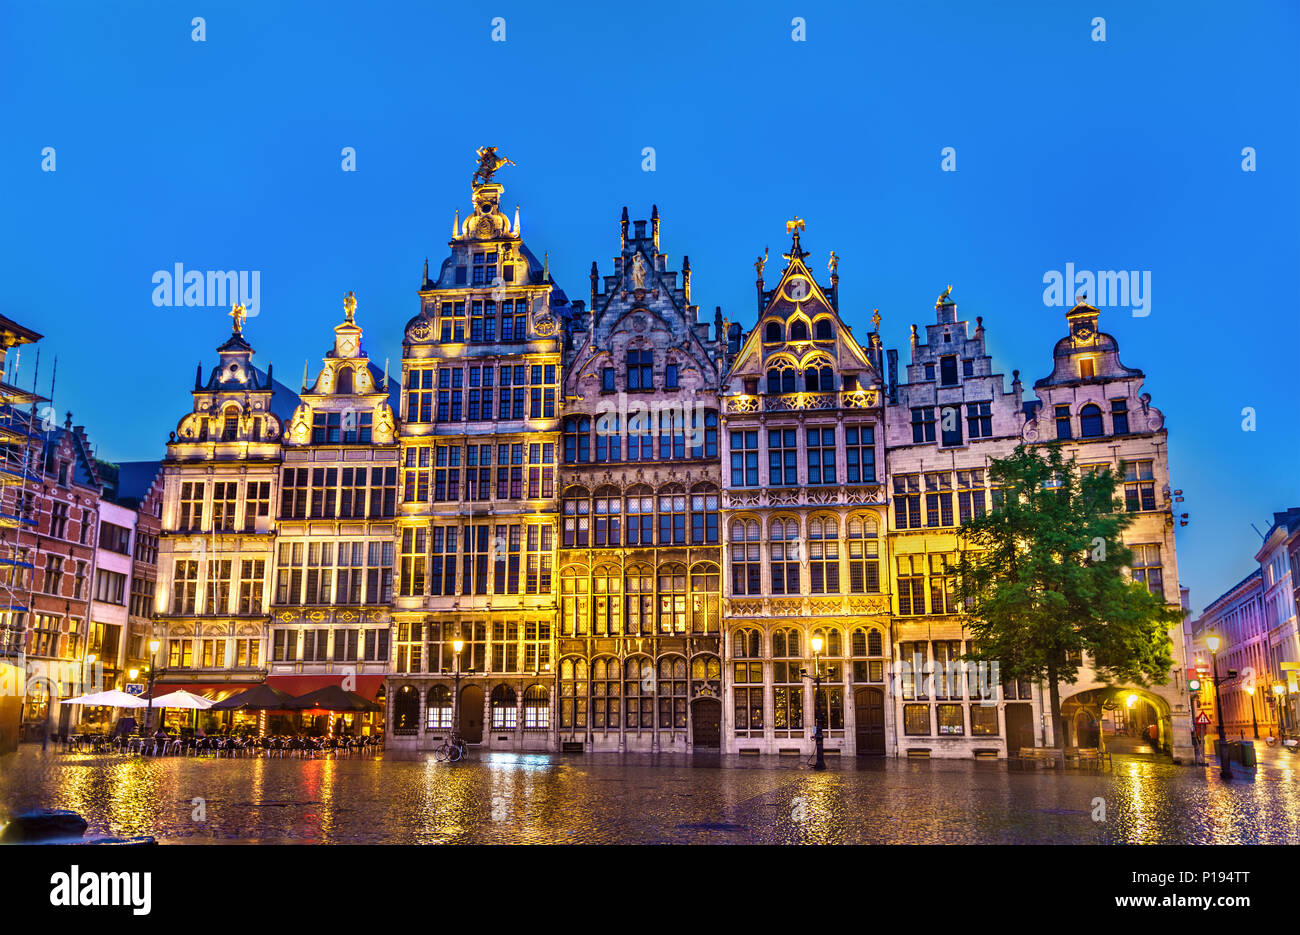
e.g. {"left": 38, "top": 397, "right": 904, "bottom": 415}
{"left": 814, "top": 320, "right": 834, "bottom": 341}
{"left": 222, "top": 409, "right": 239, "bottom": 441}
{"left": 1079, "top": 357, "right": 1096, "bottom": 379}
{"left": 336, "top": 367, "right": 353, "bottom": 395}
{"left": 939, "top": 356, "right": 958, "bottom": 387}
{"left": 790, "top": 321, "right": 809, "bottom": 342}
{"left": 764, "top": 322, "right": 782, "bottom": 343}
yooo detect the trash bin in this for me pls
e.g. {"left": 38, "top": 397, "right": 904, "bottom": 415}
{"left": 1239, "top": 740, "right": 1256, "bottom": 768}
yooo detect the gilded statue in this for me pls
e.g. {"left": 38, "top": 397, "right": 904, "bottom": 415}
{"left": 473, "top": 146, "right": 515, "bottom": 186}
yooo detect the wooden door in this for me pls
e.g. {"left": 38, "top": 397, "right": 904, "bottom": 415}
{"left": 459, "top": 685, "right": 484, "bottom": 743}
{"left": 692, "top": 698, "right": 721, "bottom": 748}
{"left": 854, "top": 687, "right": 885, "bottom": 755}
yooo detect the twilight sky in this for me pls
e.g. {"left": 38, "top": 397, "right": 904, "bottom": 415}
{"left": 2, "top": 0, "right": 1296, "bottom": 615}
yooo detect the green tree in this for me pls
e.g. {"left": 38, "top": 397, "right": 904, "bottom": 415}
{"left": 956, "top": 445, "right": 1183, "bottom": 750}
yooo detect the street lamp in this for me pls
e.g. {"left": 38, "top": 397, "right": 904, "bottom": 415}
{"left": 1274, "top": 682, "right": 1288, "bottom": 740}
{"left": 144, "top": 638, "right": 160, "bottom": 734}
{"left": 1244, "top": 684, "right": 1259, "bottom": 739}
{"left": 1206, "top": 634, "right": 1232, "bottom": 780}
{"left": 809, "top": 635, "right": 825, "bottom": 771}
{"left": 451, "top": 638, "right": 464, "bottom": 738}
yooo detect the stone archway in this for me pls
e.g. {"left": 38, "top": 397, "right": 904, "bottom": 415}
{"left": 1062, "top": 687, "right": 1172, "bottom": 756}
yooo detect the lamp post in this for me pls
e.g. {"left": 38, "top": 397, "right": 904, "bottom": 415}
{"left": 1206, "top": 635, "right": 1232, "bottom": 780}
{"left": 1245, "top": 683, "right": 1259, "bottom": 739}
{"left": 451, "top": 638, "right": 464, "bottom": 737}
{"left": 144, "top": 639, "right": 160, "bottom": 734}
{"left": 810, "top": 635, "right": 825, "bottom": 771}
{"left": 1274, "top": 682, "right": 1289, "bottom": 740}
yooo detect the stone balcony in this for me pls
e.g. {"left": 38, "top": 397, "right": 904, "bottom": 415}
{"left": 723, "top": 389, "right": 880, "bottom": 414}
{"left": 723, "top": 484, "right": 885, "bottom": 509}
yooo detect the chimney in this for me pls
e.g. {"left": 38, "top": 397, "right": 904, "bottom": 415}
{"left": 887, "top": 349, "right": 899, "bottom": 404}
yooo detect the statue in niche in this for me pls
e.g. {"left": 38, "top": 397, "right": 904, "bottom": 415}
{"left": 631, "top": 253, "right": 647, "bottom": 290}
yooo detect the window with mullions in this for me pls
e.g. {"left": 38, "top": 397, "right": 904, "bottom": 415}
{"left": 595, "top": 564, "right": 624, "bottom": 637}
{"left": 895, "top": 476, "right": 923, "bottom": 532}
{"left": 471, "top": 252, "right": 496, "bottom": 286}
{"left": 625, "top": 486, "right": 654, "bottom": 546}
{"left": 467, "top": 365, "right": 494, "bottom": 420}
{"left": 806, "top": 426, "right": 836, "bottom": 484}
{"left": 624, "top": 657, "right": 655, "bottom": 728}
{"left": 434, "top": 446, "right": 461, "bottom": 501}
{"left": 690, "top": 485, "right": 719, "bottom": 544}
{"left": 625, "top": 564, "right": 654, "bottom": 636}
{"left": 560, "top": 566, "right": 590, "bottom": 637}
{"left": 771, "top": 628, "right": 804, "bottom": 733}
{"left": 211, "top": 481, "right": 238, "bottom": 531}
{"left": 304, "top": 542, "right": 334, "bottom": 604}
{"left": 804, "top": 365, "right": 834, "bottom": 392}
{"left": 626, "top": 411, "right": 655, "bottom": 461}
{"left": 897, "top": 556, "right": 926, "bottom": 616}
{"left": 691, "top": 409, "right": 719, "bottom": 458}
{"left": 243, "top": 480, "right": 270, "bottom": 530}
{"left": 279, "top": 470, "right": 307, "bottom": 519}
{"left": 439, "top": 302, "right": 466, "bottom": 342}
{"left": 1110, "top": 398, "right": 1129, "bottom": 435}
{"left": 369, "top": 467, "right": 398, "bottom": 517}
{"left": 898, "top": 641, "right": 929, "bottom": 701}
{"left": 808, "top": 517, "right": 839, "bottom": 594}
{"left": 203, "top": 560, "right": 231, "bottom": 614}
{"left": 560, "top": 657, "right": 589, "bottom": 728}
{"left": 690, "top": 564, "right": 721, "bottom": 633}
{"left": 911, "top": 407, "right": 936, "bottom": 443}
{"left": 1080, "top": 403, "right": 1104, "bottom": 438}
{"left": 658, "top": 656, "right": 688, "bottom": 728}
{"left": 526, "top": 443, "right": 554, "bottom": 498}
{"left": 730, "top": 519, "right": 762, "bottom": 595}
{"left": 173, "top": 560, "right": 199, "bottom": 613}
{"left": 730, "top": 430, "right": 758, "bottom": 486}
{"left": 925, "top": 472, "right": 954, "bottom": 527}
{"left": 591, "top": 657, "right": 619, "bottom": 729}
{"left": 426, "top": 685, "right": 453, "bottom": 731}
{"left": 593, "top": 488, "right": 621, "bottom": 547}
{"left": 966, "top": 402, "right": 993, "bottom": 439}
{"left": 563, "top": 416, "right": 591, "bottom": 463}
{"left": 850, "top": 627, "right": 885, "bottom": 684}
{"left": 529, "top": 364, "right": 556, "bottom": 419}
{"left": 465, "top": 445, "right": 493, "bottom": 501}
{"left": 427, "top": 526, "right": 458, "bottom": 596}
{"left": 769, "top": 517, "right": 801, "bottom": 595}
{"left": 524, "top": 523, "right": 552, "bottom": 594}
{"left": 498, "top": 365, "right": 526, "bottom": 420}
{"left": 492, "top": 523, "right": 522, "bottom": 595}
{"left": 733, "top": 629, "right": 764, "bottom": 736}
{"left": 562, "top": 490, "right": 590, "bottom": 548}
{"left": 1130, "top": 543, "right": 1164, "bottom": 597}
{"left": 627, "top": 350, "right": 653, "bottom": 390}
{"left": 399, "top": 527, "right": 427, "bottom": 597}
{"left": 490, "top": 684, "right": 518, "bottom": 729}
{"left": 595, "top": 413, "right": 621, "bottom": 462}
{"left": 406, "top": 369, "right": 434, "bottom": 423}
{"left": 1123, "top": 460, "right": 1156, "bottom": 512}
{"left": 768, "top": 428, "right": 798, "bottom": 485}
{"left": 657, "top": 564, "right": 687, "bottom": 634}
{"left": 767, "top": 365, "right": 796, "bottom": 395}
{"left": 847, "top": 515, "right": 880, "bottom": 593}
{"left": 1054, "top": 404, "right": 1072, "bottom": 440}
{"left": 931, "top": 640, "right": 964, "bottom": 699}
{"left": 845, "top": 425, "right": 875, "bottom": 482}
{"left": 956, "top": 469, "right": 986, "bottom": 523}
{"left": 928, "top": 555, "right": 958, "bottom": 615}
{"left": 657, "top": 488, "right": 687, "bottom": 545}
{"left": 658, "top": 409, "right": 687, "bottom": 459}
{"left": 334, "top": 543, "right": 365, "bottom": 604}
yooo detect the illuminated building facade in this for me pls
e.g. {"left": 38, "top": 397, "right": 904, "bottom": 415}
{"left": 1022, "top": 301, "right": 1192, "bottom": 761}
{"left": 154, "top": 313, "right": 294, "bottom": 705}
{"left": 718, "top": 224, "right": 890, "bottom": 757}
{"left": 270, "top": 295, "right": 398, "bottom": 724}
{"left": 556, "top": 207, "right": 726, "bottom": 752}
{"left": 883, "top": 291, "right": 1030, "bottom": 757}
{"left": 1191, "top": 571, "right": 1270, "bottom": 738}
{"left": 388, "top": 174, "right": 567, "bottom": 752}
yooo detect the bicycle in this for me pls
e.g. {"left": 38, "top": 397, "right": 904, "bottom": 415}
{"left": 434, "top": 733, "right": 467, "bottom": 763}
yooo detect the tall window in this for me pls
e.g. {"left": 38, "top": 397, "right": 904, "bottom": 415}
{"left": 733, "top": 628, "right": 763, "bottom": 736}
{"left": 524, "top": 684, "right": 550, "bottom": 729}
{"left": 897, "top": 555, "right": 925, "bottom": 615}
{"left": 1054, "top": 405, "right": 1072, "bottom": 439}
{"left": 845, "top": 425, "right": 875, "bottom": 482}
{"left": 399, "top": 527, "right": 426, "bottom": 597}
{"left": 658, "top": 487, "right": 687, "bottom": 545}
{"left": 691, "top": 410, "right": 718, "bottom": 459}
{"left": 563, "top": 417, "right": 591, "bottom": 463}
{"left": 593, "top": 487, "right": 621, "bottom": 547}
{"left": 1080, "top": 403, "right": 1104, "bottom": 438}
{"left": 966, "top": 402, "right": 993, "bottom": 439}
{"left": 847, "top": 515, "right": 880, "bottom": 593}
{"left": 406, "top": 368, "right": 435, "bottom": 423}
{"left": 593, "top": 564, "right": 621, "bottom": 635}
{"left": 690, "top": 485, "right": 719, "bottom": 544}
{"left": 626, "top": 486, "right": 653, "bottom": 546}
{"left": 237, "top": 559, "right": 265, "bottom": 615}
{"left": 806, "top": 427, "right": 836, "bottom": 484}
{"left": 173, "top": 560, "right": 199, "bottom": 613}
{"left": 527, "top": 443, "right": 554, "bottom": 498}
{"left": 658, "top": 564, "right": 687, "bottom": 634}
{"left": 625, "top": 564, "right": 654, "bottom": 636}
{"left": 769, "top": 518, "right": 801, "bottom": 595}
{"left": 956, "top": 469, "right": 986, "bottom": 523}
{"left": 730, "top": 430, "right": 758, "bottom": 486}
{"left": 1123, "top": 461, "right": 1156, "bottom": 512}
{"left": 434, "top": 446, "right": 461, "bottom": 501}
{"left": 730, "top": 519, "right": 762, "bottom": 595}
{"left": 1131, "top": 544, "right": 1164, "bottom": 597}
{"left": 490, "top": 685, "right": 518, "bottom": 729}
{"left": 560, "top": 566, "right": 590, "bottom": 637}
{"left": 627, "top": 350, "right": 653, "bottom": 390}
{"left": 658, "top": 656, "right": 688, "bottom": 728}
{"left": 624, "top": 657, "right": 654, "bottom": 728}
{"left": 203, "top": 561, "right": 231, "bottom": 614}
{"left": 690, "top": 563, "right": 721, "bottom": 634}
{"left": 243, "top": 481, "right": 270, "bottom": 530}
{"left": 493, "top": 524, "right": 522, "bottom": 594}
{"left": 560, "top": 658, "right": 588, "bottom": 729}
{"left": 925, "top": 472, "right": 954, "bottom": 527}
{"left": 771, "top": 628, "right": 803, "bottom": 733}
{"left": 524, "top": 523, "right": 553, "bottom": 594}
{"left": 179, "top": 481, "right": 204, "bottom": 529}
{"left": 768, "top": 428, "right": 797, "bottom": 486}
{"left": 529, "top": 364, "right": 556, "bottom": 419}
{"left": 928, "top": 554, "right": 958, "bottom": 614}
{"left": 429, "top": 526, "right": 458, "bottom": 596}
{"left": 591, "top": 658, "right": 619, "bottom": 729}
{"left": 595, "top": 413, "right": 621, "bottom": 462}
{"left": 808, "top": 517, "right": 839, "bottom": 593}
{"left": 426, "top": 685, "right": 453, "bottom": 731}
{"left": 911, "top": 407, "right": 936, "bottom": 444}
{"left": 1110, "top": 399, "right": 1129, "bottom": 435}
{"left": 562, "top": 489, "right": 590, "bottom": 548}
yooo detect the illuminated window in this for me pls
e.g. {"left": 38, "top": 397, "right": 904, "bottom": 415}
{"left": 490, "top": 684, "right": 517, "bottom": 729}
{"left": 730, "top": 519, "right": 762, "bottom": 595}
{"left": 426, "top": 685, "right": 452, "bottom": 731}
{"left": 624, "top": 656, "right": 655, "bottom": 728}
{"left": 559, "top": 657, "right": 588, "bottom": 729}
{"left": 657, "top": 656, "right": 688, "bottom": 728}
{"left": 523, "top": 684, "right": 550, "bottom": 730}
{"left": 769, "top": 517, "right": 801, "bottom": 594}
{"left": 808, "top": 517, "right": 839, "bottom": 594}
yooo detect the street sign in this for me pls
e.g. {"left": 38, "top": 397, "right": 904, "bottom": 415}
{"left": 1196, "top": 712, "right": 1210, "bottom": 725}
{"left": 124, "top": 684, "right": 144, "bottom": 696}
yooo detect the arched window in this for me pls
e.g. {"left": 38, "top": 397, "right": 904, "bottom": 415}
{"left": 593, "top": 485, "right": 621, "bottom": 547}
{"left": 734, "top": 628, "right": 762, "bottom": 658}
{"left": 1080, "top": 404, "right": 1104, "bottom": 438}
{"left": 593, "top": 564, "right": 622, "bottom": 635}
{"left": 868, "top": 629, "right": 883, "bottom": 656}
{"left": 770, "top": 517, "right": 801, "bottom": 594}
{"left": 814, "top": 319, "right": 834, "bottom": 341}
{"left": 222, "top": 407, "right": 240, "bottom": 441}
{"left": 772, "top": 627, "right": 804, "bottom": 733}
{"left": 691, "top": 654, "right": 722, "bottom": 684}
{"left": 847, "top": 515, "right": 881, "bottom": 593}
{"left": 523, "top": 684, "right": 550, "bottom": 730}
{"left": 730, "top": 519, "right": 762, "bottom": 595}
{"left": 563, "top": 416, "right": 591, "bottom": 463}
{"left": 658, "top": 562, "right": 687, "bottom": 634}
{"left": 560, "top": 565, "right": 589, "bottom": 636}
{"left": 591, "top": 657, "right": 621, "bottom": 729}
{"left": 392, "top": 685, "right": 419, "bottom": 734}
{"left": 562, "top": 487, "right": 590, "bottom": 548}
{"left": 626, "top": 485, "right": 654, "bottom": 545}
{"left": 626, "top": 563, "right": 655, "bottom": 636}
{"left": 658, "top": 656, "right": 688, "bottom": 728}
{"left": 851, "top": 627, "right": 869, "bottom": 657}
{"left": 490, "top": 684, "right": 518, "bottom": 729}
{"left": 336, "top": 367, "right": 354, "bottom": 395}
{"left": 767, "top": 368, "right": 783, "bottom": 395}
{"left": 658, "top": 485, "right": 687, "bottom": 545}
{"left": 624, "top": 656, "right": 654, "bottom": 728}
{"left": 808, "top": 517, "right": 839, "bottom": 594}
{"left": 764, "top": 322, "right": 782, "bottom": 343}
{"left": 790, "top": 320, "right": 809, "bottom": 342}
{"left": 812, "top": 627, "right": 843, "bottom": 657}
{"left": 426, "top": 684, "right": 452, "bottom": 731}
{"left": 772, "top": 626, "right": 801, "bottom": 658}
{"left": 689, "top": 561, "right": 720, "bottom": 633}
{"left": 559, "top": 657, "right": 588, "bottom": 728}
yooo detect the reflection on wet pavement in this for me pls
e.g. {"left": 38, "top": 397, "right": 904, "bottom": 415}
{"left": 2, "top": 747, "right": 1297, "bottom": 844}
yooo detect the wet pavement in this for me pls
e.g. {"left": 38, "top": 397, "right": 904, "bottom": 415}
{"left": 2, "top": 745, "right": 1299, "bottom": 844}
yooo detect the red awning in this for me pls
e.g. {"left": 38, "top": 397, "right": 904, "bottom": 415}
{"left": 149, "top": 681, "right": 264, "bottom": 702}
{"left": 265, "top": 674, "right": 386, "bottom": 702}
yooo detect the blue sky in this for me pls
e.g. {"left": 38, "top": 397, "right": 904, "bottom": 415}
{"left": 2, "top": 0, "right": 1296, "bottom": 614}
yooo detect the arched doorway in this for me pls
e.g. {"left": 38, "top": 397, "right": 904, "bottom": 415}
{"left": 392, "top": 685, "right": 418, "bottom": 735}
{"left": 460, "top": 684, "right": 484, "bottom": 743}
{"left": 691, "top": 698, "right": 721, "bottom": 748}
{"left": 1062, "top": 688, "right": 1171, "bottom": 756}
{"left": 854, "top": 687, "right": 885, "bottom": 755}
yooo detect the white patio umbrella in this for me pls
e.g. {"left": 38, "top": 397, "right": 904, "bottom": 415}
{"left": 147, "top": 689, "right": 215, "bottom": 710}
{"left": 63, "top": 689, "right": 149, "bottom": 708}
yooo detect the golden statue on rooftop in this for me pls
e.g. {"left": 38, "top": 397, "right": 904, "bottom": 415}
{"left": 344, "top": 290, "right": 357, "bottom": 323}
{"left": 473, "top": 146, "right": 515, "bottom": 187}
{"left": 230, "top": 303, "right": 246, "bottom": 334}
{"left": 786, "top": 217, "right": 805, "bottom": 235}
